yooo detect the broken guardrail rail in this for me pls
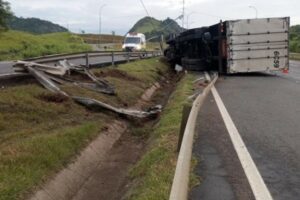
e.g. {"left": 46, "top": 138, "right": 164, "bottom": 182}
{"left": 12, "top": 60, "right": 162, "bottom": 119}
{"left": 1, "top": 50, "right": 162, "bottom": 80}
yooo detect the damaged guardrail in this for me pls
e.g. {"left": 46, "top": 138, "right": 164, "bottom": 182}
{"left": 0, "top": 50, "right": 162, "bottom": 80}
{"left": 24, "top": 50, "right": 162, "bottom": 65}
{"left": 13, "top": 59, "right": 162, "bottom": 119}
{"left": 169, "top": 72, "right": 218, "bottom": 200}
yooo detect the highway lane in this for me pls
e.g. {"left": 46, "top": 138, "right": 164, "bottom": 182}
{"left": 278, "top": 60, "right": 300, "bottom": 81}
{"left": 191, "top": 61, "right": 300, "bottom": 199}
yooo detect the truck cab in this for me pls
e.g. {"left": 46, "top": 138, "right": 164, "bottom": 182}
{"left": 122, "top": 33, "right": 146, "bottom": 52}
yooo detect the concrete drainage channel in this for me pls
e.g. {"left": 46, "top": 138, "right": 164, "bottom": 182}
{"left": 28, "top": 79, "right": 174, "bottom": 200}
{"left": 30, "top": 82, "right": 161, "bottom": 200}
{"left": 0, "top": 52, "right": 187, "bottom": 200}
{"left": 0, "top": 52, "right": 223, "bottom": 200}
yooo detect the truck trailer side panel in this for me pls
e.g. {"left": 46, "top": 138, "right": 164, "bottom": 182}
{"left": 226, "top": 17, "right": 289, "bottom": 73}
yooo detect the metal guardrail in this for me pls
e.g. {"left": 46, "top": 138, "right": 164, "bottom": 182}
{"left": 0, "top": 50, "right": 163, "bottom": 80}
{"left": 24, "top": 50, "right": 162, "bottom": 63}
{"left": 169, "top": 73, "right": 218, "bottom": 200}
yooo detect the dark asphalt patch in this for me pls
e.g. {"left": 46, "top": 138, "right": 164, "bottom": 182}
{"left": 190, "top": 94, "right": 255, "bottom": 200}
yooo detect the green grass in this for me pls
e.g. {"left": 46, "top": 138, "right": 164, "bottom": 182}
{"left": 0, "top": 31, "right": 92, "bottom": 61}
{"left": 0, "top": 58, "right": 169, "bottom": 200}
{"left": 146, "top": 42, "right": 164, "bottom": 51}
{"left": 93, "top": 58, "right": 169, "bottom": 89}
{"left": 290, "top": 52, "right": 300, "bottom": 60}
{"left": 79, "top": 34, "right": 124, "bottom": 44}
{"left": 127, "top": 74, "right": 196, "bottom": 200}
{"left": 0, "top": 85, "right": 108, "bottom": 200}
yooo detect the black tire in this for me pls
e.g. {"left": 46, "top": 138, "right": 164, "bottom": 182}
{"left": 181, "top": 58, "right": 208, "bottom": 71}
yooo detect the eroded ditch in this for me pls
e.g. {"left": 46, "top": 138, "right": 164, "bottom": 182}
{"left": 28, "top": 67, "right": 181, "bottom": 200}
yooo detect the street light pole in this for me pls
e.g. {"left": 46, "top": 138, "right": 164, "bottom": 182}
{"left": 99, "top": 4, "right": 107, "bottom": 48}
{"left": 249, "top": 6, "right": 258, "bottom": 18}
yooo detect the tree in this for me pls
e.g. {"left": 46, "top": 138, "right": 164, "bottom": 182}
{"left": 0, "top": 0, "right": 12, "bottom": 31}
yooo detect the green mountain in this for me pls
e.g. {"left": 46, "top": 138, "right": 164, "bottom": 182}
{"left": 290, "top": 25, "right": 300, "bottom": 53}
{"left": 129, "top": 17, "right": 183, "bottom": 41}
{"left": 7, "top": 16, "right": 68, "bottom": 34}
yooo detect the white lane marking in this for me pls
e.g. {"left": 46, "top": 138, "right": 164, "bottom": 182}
{"left": 211, "top": 86, "right": 273, "bottom": 200}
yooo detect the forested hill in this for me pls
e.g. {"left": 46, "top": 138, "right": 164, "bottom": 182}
{"left": 7, "top": 16, "right": 68, "bottom": 34}
{"left": 129, "top": 17, "right": 183, "bottom": 41}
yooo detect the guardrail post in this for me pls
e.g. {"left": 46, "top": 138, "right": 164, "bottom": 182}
{"left": 85, "top": 53, "right": 89, "bottom": 68}
{"left": 127, "top": 52, "right": 130, "bottom": 62}
{"left": 177, "top": 105, "right": 192, "bottom": 152}
{"left": 112, "top": 52, "right": 115, "bottom": 66}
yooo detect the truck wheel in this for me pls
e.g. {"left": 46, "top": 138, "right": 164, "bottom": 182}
{"left": 181, "top": 58, "right": 208, "bottom": 71}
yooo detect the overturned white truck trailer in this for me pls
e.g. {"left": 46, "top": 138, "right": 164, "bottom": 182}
{"left": 165, "top": 17, "right": 290, "bottom": 74}
{"left": 225, "top": 17, "right": 289, "bottom": 73}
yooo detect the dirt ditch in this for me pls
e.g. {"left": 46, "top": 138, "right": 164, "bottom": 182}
{"left": 29, "top": 69, "right": 180, "bottom": 200}
{"left": 95, "top": 69, "right": 140, "bottom": 82}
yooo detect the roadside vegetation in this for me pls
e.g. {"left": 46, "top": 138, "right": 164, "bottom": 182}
{"left": 290, "top": 25, "right": 300, "bottom": 53}
{"left": 0, "top": 31, "right": 92, "bottom": 61}
{"left": 0, "top": 0, "right": 12, "bottom": 31}
{"left": 126, "top": 74, "right": 196, "bottom": 200}
{"left": 79, "top": 33, "right": 124, "bottom": 44}
{"left": 290, "top": 53, "right": 300, "bottom": 61}
{"left": 0, "top": 58, "right": 169, "bottom": 200}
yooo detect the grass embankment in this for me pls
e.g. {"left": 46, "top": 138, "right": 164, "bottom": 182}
{"left": 127, "top": 74, "right": 196, "bottom": 200}
{"left": 290, "top": 52, "right": 300, "bottom": 61}
{"left": 0, "top": 58, "right": 169, "bottom": 200}
{"left": 79, "top": 33, "right": 124, "bottom": 44}
{"left": 0, "top": 31, "right": 92, "bottom": 61}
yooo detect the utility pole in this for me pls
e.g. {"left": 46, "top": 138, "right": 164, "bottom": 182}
{"left": 182, "top": 0, "right": 185, "bottom": 30}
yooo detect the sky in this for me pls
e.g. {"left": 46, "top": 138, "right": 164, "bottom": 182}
{"left": 6, "top": 0, "right": 300, "bottom": 35}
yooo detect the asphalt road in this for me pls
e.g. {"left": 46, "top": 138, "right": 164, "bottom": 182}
{"left": 191, "top": 60, "right": 300, "bottom": 200}
{"left": 0, "top": 61, "right": 14, "bottom": 74}
{"left": 278, "top": 60, "right": 300, "bottom": 82}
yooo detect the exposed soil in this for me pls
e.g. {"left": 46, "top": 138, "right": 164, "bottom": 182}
{"left": 95, "top": 69, "right": 140, "bottom": 82}
{"left": 29, "top": 69, "right": 180, "bottom": 200}
{"left": 0, "top": 75, "right": 37, "bottom": 87}
{"left": 37, "top": 93, "right": 69, "bottom": 103}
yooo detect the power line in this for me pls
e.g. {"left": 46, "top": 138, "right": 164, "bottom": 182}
{"left": 138, "top": 0, "right": 163, "bottom": 51}
{"left": 139, "top": 0, "right": 151, "bottom": 17}
{"left": 137, "top": 0, "right": 156, "bottom": 33}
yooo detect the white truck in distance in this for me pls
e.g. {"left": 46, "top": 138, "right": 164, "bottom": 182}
{"left": 122, "top": 33, "right": 146, "bottom": 52}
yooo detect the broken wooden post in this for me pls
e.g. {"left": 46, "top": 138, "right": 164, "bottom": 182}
{"left": 177, "top": 104, "right": 192, "bottom": 152}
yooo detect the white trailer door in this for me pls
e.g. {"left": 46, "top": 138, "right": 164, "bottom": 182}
{"left": 226, "top": 17, "right": 289, "bottom": 73}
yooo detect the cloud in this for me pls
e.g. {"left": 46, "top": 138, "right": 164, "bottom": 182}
{"left": 6, "top": 0, "right": 300, "bottom": 35}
